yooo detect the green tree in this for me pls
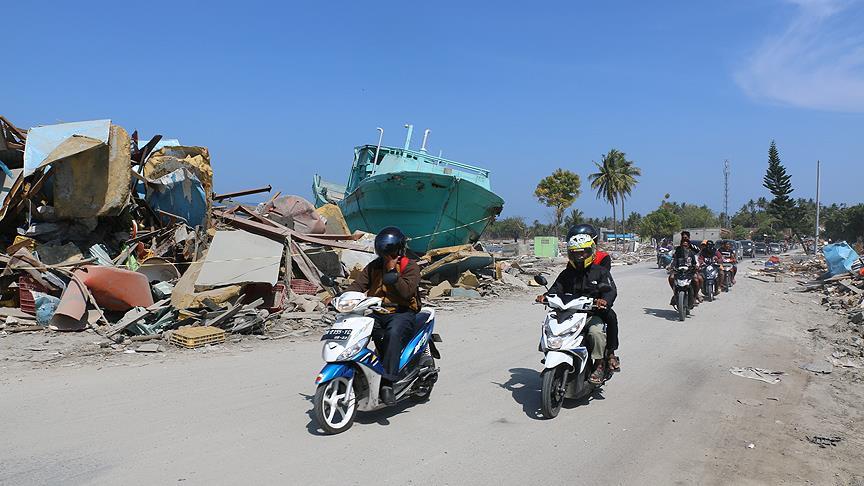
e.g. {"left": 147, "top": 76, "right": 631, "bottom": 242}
{"left": 824, "top": 204, "right": 864, "bottom": 243}
{"left": 732, "top": 225, "right": 749, "bottom": 240}
{"left": 534, "top": 169, "right": 582, "bottom": 236}
{"left": 763, "top": 140, "right": 807, "bottom": 248}
{"left": 616, "top": 155, "right": 641, "bottom": 232}
{"left": 589, "top": 151, "right": 622, "bottom": 237}
{"left": 486, "top": 216, "right": 527, "bottom": 239}
{"left": 640, "top": 207, "right": 681, "bottom": 240}
{"left": 563, "top": 208, "right": 584, "bottom": 230}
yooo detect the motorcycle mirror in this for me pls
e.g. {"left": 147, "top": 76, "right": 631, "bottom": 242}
{"left": 597, "top": 283, "right": 612, "bottom": 293}
{"left": 533, "top": 275, "right": 548, "bottom": 287}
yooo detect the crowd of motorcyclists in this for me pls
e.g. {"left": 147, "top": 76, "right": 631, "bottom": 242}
{"left": 659, "top": 231, "right": 739, "bottom": 310}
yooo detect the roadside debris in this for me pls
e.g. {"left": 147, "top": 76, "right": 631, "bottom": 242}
{"left": 0, "top": 114, "right": 527, "bottom": 363}
{"left": 806, "top": 435, "right": 842, "bottom": 448}
{"left": 729, "top": 367, "right": 785, "bottom": 384}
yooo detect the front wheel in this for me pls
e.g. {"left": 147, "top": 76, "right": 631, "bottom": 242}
{"left": 706, "top": 282, "right": 714, "bottom": 302}
{"left": 677, "top": 291, "right": 687, "bottom": 321}
{"left": 541, "top": 366, "right": 567, "bottom": 419}
{"left": 313, "top": 377, "right": 357, "bottom": 435}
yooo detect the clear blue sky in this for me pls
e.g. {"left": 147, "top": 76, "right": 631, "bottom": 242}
{"left": 5, "top": 0, "right": 862, "bottom": 222}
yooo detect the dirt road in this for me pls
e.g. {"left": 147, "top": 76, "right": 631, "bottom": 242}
{"left": 1, "top": 261, "right": 862, "bottom": 485}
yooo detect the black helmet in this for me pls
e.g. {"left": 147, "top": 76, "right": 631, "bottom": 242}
{"left": 374, "top": 226, "right": 407, "bottom": 257}
{"left": 567, "top": 223, "right": 599, "bottom": 242}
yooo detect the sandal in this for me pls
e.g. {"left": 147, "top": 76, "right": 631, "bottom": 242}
{"left": 589, "top": 362, "right": 606, "bottom": 385}
{"left": 607, "top": 355, "right": 621, "bottom": 373}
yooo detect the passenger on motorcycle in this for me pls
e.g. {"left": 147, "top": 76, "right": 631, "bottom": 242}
{"left": 535, "top": 233, "right": 617, "bottom": 384}
{"left": 698, "top": 240, "right": 722, "bottom": 296}
{"left": 344, "top": 226, "right": 422, "bottom": 405}
{"left": 566, "top": 224, "right": 621, "bottom": 373}
{"left": 719, "top": 240, "right": 738, "bottom": 284}
{"left": 668, "top": 238, "right": 700, "bottom": 307}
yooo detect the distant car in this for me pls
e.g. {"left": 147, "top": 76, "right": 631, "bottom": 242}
{"left": 739, "top": 240, "right": 754, "bottom": 258}
{"left": 754, "top": 242, "right": 768, "bottom": 255}
{"left": 768, "top": 243, "right": 782, "bottom": 254}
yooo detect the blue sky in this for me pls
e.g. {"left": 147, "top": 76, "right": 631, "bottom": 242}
{"left": 4, "top": 0, "right": 862, "bottom": 221}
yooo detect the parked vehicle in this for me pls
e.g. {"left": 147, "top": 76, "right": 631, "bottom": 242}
{"left": 673, "top": 266, "right": 694, "bottom": 321}
{"left": 533, "top": 275, "right": 611, "bottom": 419}
{"left": 739, "top": 240, "right": 754, "bottom": 258}
{"left": 768, "top": 243, "right": 782, "bottom": 254}
{"left": 313, "top": 288, "right": 441, "bottom": 434}
{"left": 754, "top": 242, "right": 768, "bottom": 255}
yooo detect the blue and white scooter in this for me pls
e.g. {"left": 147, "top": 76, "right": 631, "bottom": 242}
{"left": 313, "top": 289, "right": 441, "bottom": 434}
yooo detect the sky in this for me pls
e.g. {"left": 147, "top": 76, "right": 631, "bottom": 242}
{"left": 3, "top": 0, "right": 863, "bottom": 222}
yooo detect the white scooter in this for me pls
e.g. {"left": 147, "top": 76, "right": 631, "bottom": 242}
{"left": 312, "top": 287, "right": 441, "bottom": 434}
{"left": 534, "top": 275, "right": 611, "bottom": 419}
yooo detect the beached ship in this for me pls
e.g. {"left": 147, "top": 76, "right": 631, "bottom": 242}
{"left": 313, "top": 127, "right": 503, "bottom": 254}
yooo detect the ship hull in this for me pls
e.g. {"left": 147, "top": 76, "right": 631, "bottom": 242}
{"left": 339, "top": 171, "right": 503, "bottom": 254}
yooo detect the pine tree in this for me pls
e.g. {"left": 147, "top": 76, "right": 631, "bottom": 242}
{"left": 763, "top": 140, "right": 807, "bottom": 248}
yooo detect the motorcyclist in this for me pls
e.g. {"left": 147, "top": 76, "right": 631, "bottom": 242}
{"left": 698, "top": 240, "right": 722, "bottom": 296}
{"left": 535, "top": 233, "right": 616, "bottom": 385}
{"left": 344, "top": 226, "right": 421, "bottom": 405}
{"left": 566, "top": 224, "right": 621, "bottom": 373}
{"left": 719, "top": 240, "right": 738, "bottom": 284}
{"left": 668, "top": 238, "right": 699, "bottom": 307}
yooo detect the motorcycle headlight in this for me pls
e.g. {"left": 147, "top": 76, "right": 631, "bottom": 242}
{"left": 546, "top": 336, "right": 563, "bottom": 350}
{"left": 338, "top": 337, "right": 369, "bottom": 360}
{"left": 335, "top": 299, "right": 362, "bottom": 313}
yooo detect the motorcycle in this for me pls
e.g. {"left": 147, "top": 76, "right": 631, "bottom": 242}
{"left": 701, "top": 258, "right": 719, "bottom": 302}
{"left": 719, "top": 252, "right": 735, "bottom": 292}
{"left": 673, "top": 266, "right": 694, "bottom": 321}
{"left": 657, "top": 247, "right": 672, "bottom": 269}
{"left": 312, "top": 284, "right": 441, "bottom": 434}
{"left": 533, "top": 275, "right": 611, "bottom": 419}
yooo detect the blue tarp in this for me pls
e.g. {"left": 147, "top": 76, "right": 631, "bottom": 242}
{"left": 145, "top": 168, "right": 207, "bottom": 228}
{"left": 822, "top": 242, "right": 861, "bottom": 277}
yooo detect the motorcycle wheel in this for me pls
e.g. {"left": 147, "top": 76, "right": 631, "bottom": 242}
{"left": 677, "top": 291, "right": 687, "bottom": 321}
{"left": 541, "top": 366, "right": 566, "bottom": 419}
{"left": 706, "top": 283, "right": 714, "bottom": 302}
{"left": 313, "top": 376, "right": 357, "bottom": 435}
{"left": 411, "top": 349, "right": 436, "bottom": 403}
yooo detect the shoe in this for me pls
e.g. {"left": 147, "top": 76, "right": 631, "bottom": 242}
{"left": 380, "top": 385, "right": 395, "bottom": 405}
{"left": 607, "top": 355, "right": 621, "bottom": 373}
{"left": 589, "top": 362, "right": 606, "bottom": 385}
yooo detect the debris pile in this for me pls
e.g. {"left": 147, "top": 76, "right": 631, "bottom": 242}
{"left": 0, "top": 115, "right": 527, "bottom": 359}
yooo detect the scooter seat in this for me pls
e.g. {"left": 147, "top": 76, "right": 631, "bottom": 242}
{"left": 415, "top": 311, "right": 432, "bottom": 328}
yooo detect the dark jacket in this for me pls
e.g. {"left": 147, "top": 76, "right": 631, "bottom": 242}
{"left": 548, "top": 263, "right": 617, "bottom": 306}
{"left": 345, "top": 257, "right": 421, "bottom": 312}
{"left": 672, "top": 246, "right": 698, "bottom": 271}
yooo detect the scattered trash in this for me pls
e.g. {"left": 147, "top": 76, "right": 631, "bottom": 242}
{"left": 136, "top": 343, "right": 164, "bottom": 353}
{"left": 736, "top": 398, "right": 764, "bottom": 407}
{"left": 806, "top": 435, "right": 842, "bottom": 448}
{"left": 729, "top": 367, "right": 785, "bottom": 384}
{"left": 746, "top": 443, "right": 755, "bottom": 449}
{"left": 799, "top": 361, "right": 834, "bottom": 374}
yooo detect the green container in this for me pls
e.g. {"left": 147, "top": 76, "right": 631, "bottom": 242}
{"left": 534, "top": 236, "right": 559, "bottom": 258}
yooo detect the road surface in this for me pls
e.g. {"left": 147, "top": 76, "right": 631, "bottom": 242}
{"left": 0, "top": 261, "right": 848, "bottom": 485}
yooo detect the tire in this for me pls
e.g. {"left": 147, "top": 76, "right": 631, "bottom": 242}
{"left": 706, "top": 283, "right": 714, "bottom": 302}
{"left": 677, "top": 291, "right": 687, "bottom": 321}
{"left": 541, "top": 366, "right": 566, "bottom": 419}
{"left": 313, "top": 376, "right": 357, "bottom": 435}
{"left": 411, "top": 352, "right": 436, "bottom": 403}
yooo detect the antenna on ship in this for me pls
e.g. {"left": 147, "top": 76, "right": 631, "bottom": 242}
{"left": 374, "top": 127, "right": 384, "bottom": 164}
{"left": 403, "top": 124, "right": 413, "bottom": 150}
{"left": 420, "top": 129, "right": 431, "bottom": 152}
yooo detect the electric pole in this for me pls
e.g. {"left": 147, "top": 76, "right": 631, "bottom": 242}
{"left": 723, "top": 160, "right": 731, "bottom": 228}
{"left": 815, "top": 160, "right": 821, "bottom": 254}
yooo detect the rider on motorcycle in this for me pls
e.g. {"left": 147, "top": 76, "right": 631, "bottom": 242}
{"left": 719, "top": 240, "right": 738, "bottom": 284}
{"left": 566, "top": 224, "right": 621, "bottom": 373}
{"left": 535, "top": 233, "right": 616, "bottom": 384}
{"left": 668, "top": 238, "right": 700, "bottom": 306}
{"left": 697, "top": 240, "right": 722, "bottom": 296}
{"left": 344, "top": 226, "right": 422, "bottom": 404}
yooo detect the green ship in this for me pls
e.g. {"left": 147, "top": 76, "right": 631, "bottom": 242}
{"left": 313, "top": 126, "right": 504, "bottom": 254}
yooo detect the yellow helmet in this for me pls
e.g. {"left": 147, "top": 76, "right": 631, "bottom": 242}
{"left": 567, "top": 233, "right": 596, "bottom": 269}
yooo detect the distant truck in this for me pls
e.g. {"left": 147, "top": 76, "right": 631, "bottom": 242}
{"left": 672, "top": 228, "right": 725, "bottom": 246}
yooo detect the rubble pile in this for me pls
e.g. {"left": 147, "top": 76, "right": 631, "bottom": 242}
{"left": 0, "top": 115, "right": 534, "bottom": 357}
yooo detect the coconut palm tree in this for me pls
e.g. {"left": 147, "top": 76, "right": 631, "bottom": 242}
{"left": 589, "top": 152, "right": 622, "bottom": 239}
{"left": 617, "top": 156, "right": 641, "bottom": 233}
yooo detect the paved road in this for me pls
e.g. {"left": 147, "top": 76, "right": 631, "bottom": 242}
{"left": 0, "top": 262, "right": 802, "bottom": 485}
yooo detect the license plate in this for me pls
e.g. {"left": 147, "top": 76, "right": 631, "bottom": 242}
{"left": 321, "top": 328, "right": 352, "bottom": 341}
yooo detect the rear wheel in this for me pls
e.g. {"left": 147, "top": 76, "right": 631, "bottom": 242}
{"left": 411, "top": 350, "right": 436, "bottom": 403}
{"left": 677, "top": 291, "right": 687, "bottom": 321}
{"left": 313, "top": 377, "right": 356, "bottom": 435}
{"left": 541, "top": 366, "right": 567, "bottom": 419}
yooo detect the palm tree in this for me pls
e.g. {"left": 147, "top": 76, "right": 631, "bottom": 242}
{"left": 563, "top": 208, "right": 584, "bottom": 230}
{"left": 617, "top": 156, "right": 641, "bottom": 233}
{"left": 589, "top": 151, "right": 622, "bottom": 240}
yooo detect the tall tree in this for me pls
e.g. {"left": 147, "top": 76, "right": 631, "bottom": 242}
{"left": 617, "top": 156, "right": 641, "bottom": 232}
{"left": 563, "top": 208, "right": 585, "bottom": 230}
{"left": 589, "top": 152, "right": 622, "bottom": 237}
{"left": 534, "top": 169, "right": 582, "bottom": 236}
{"left": 763, "top": 140, "right": 807, "bottom": 248}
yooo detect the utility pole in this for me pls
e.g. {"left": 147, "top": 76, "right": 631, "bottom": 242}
{"left": 723, "top": 160, "right": 731, "bottom": 228}
{"left": 814, "top": 160, "right": 821, "bottom": 255}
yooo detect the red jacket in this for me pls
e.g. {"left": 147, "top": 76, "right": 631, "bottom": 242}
{"left": 595, "top": 250, "right": 611, "bottom": 270}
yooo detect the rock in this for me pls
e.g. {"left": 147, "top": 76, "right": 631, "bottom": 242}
{"left": 456, "top": 272, "right": 480, "bottom": 289}
{"left": 501, "top": 273, "right": 529, "bottom": 289}
{"left": 136, "top": 343, "right": 163, "bottom": 353}
{"left": 450, "top": 288, "right": 482, "bottom": 299}
{"left": 851, "top": 311, "right": 864, "bottom": 325}
{"left": 429, "top": 280, "right": 453, "bottom": 299}
{"left": 799, "top": 361, "right": 833, "bottom": 374}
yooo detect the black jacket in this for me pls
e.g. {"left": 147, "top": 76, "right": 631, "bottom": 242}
{"left": 548, "top": 263, "right": 617, "bottom": 306}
